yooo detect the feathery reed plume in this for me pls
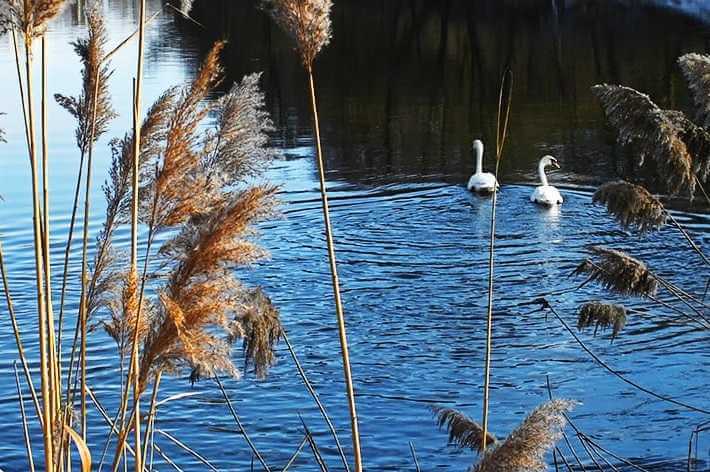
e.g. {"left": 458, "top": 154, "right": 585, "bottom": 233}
{"left": 104, "top": 270, "right": 151, "bottom": 356}
{"left": 230, "top": 288, "right": 282, "bottom": 379}
{"left": 592, "top": 181, "right": 666, "bottom": 232}
{"left": 203, "top": 73, "right": 278, "bottom": 186}
{"left": 139, "top": 42, "right": 225, "bottom": 229}
{"left": 678, "top": 53, "right": 710, "bottom": 130}
{"left": 178, "top": 0, "right": 194, "bottom": 15}
{"left": 138, "top": 185, "right": 277, "bottom": 391}
{"left": 263, "top": 2, "right": 363, "bottom": 469}
{"left": 663, "top": 110, "right": 710, "bottom": 184}
{"left": 574, "top": 246, "right": 658, "bottom": 297}
{"left": 473, "top": 399, "right": 575, "bottom": 472}
{"left": 432, "top": 406, "right": 496, "bottom": 452}
{"left": 577, "top": 302, "right": 627, "bottom": 340}
{"left": 262, "top": 0, "right": 332, "bottom": 69}
{"left": 54, "top": 4, "right": 116, "bottom": 156}
{"left": 592, "top": 84, "right": 695, "bottom": 196}
{"left": 0, "top": 0, "right": 65, "bottom": 40}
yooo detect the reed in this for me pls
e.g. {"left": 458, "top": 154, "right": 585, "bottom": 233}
{"left": 577, "top": 301, "right": 627, "bottom": 340}
{"left": 432, "top": 406, "right": 496, "bottom": 452}
{"left": 262, "top": 1, "right": 363, "bottom": 469}
{"left": 574, "top": 246, "right": 659, "bottom": 297}
{"left": 677, "top": 53, "right": 710, "bottom": 130}
{"left": 473, "top": 400, "right": 575, "bottom": 472}
{"left": 591, "top": 84, "right": 698, "bottom": 196}
{"left": 3, "top": 0, "right": 66, "bottom": 468}
{"left": 593, "top": 181, "right": 666, "bottom": 232}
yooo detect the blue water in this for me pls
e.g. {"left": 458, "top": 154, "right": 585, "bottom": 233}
{"left": 0, "top": 1, "right": 709, "bottom": 470}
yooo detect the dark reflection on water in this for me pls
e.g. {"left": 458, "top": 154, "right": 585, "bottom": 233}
{"left": 0, "top": 0, "right": 709, "bottom": 470}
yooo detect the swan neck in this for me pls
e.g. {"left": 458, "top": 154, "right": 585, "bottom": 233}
{"left": 475, "top": 145, "right": 483, "bottom": 174}
{"left": 538, "top": 161, "right": 549, "bottom": 186}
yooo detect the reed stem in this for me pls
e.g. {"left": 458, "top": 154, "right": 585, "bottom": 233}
{"left": 141, "top": 370, "right": 162, "bottom": 468}
{"left": 306, "top": 65, "right": 362, "bottom": 472}
{"left": 22, "top": 31, "right": 55, "bottom": 471}
{"left": 481, "top": 69, "right": 513, "bottom": 450}
{"left": 14, "top": 361, "right": 36, "bottom": 472}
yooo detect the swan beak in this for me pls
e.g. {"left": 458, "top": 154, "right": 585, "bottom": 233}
{"left": 552, "top": 160, "right": 561, "bottom": 169}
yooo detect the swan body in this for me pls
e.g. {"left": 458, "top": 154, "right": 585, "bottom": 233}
{"left": 467, "top": 140, "right": 499, "bottom": 194}
{"left": 530, "top": 155, "right": 563, "bottom": 206}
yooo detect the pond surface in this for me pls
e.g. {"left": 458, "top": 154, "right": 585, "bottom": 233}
{"left": 0, "top": 0, "right": 709, "bottom": 470}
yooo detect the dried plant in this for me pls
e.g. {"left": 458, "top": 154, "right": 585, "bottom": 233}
{"left": 179, "top": 0, "right": 194, "bottom": 15}
{"left": 593, "top": 181, "right": 666, "bottom": 232}
{"left": 103, "top": 270, "right": 152, "bottom": 357}
{"left": 577, "top": 302, "right": 627, "bottom": 340}
{"left": 432, "top": 406, "right": 496, "bottom": 452}
{"left": 0, "top": 0, "right": 65, "bottom": 39}
{"left": 138, "top": 186, "right": 278, "bottom": 391}
{"left": 54, "top": 3, "right": 116, "bottom": 156}
{"left": 663, "top": 110, "right": 710, "bottom": 183}
{"left": 139, "top": 42, "right": 225, "bottom": 229}
{"left": 202, "top": 73, "right": 279, "bottom": 187}
{"left": 592, "top": 84, "right": 696, "bottom": 196}
{"left": 472, "top": 399, "right": 575, "bottom": 472}
{"left": 262, "top": 0, "right": 333, "bottom": 69}
{"left": 678, "top": 53, "right": 710, "bottom": 130}
{"left": 574, "top": 246, "right": 658, "bottom": 297}
{"left": 227, "top": 288, "right": 283, "bottom": 379}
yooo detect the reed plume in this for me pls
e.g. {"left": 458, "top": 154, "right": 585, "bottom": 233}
{"left": 592, "top": 181, "right": 666, "bottom": 232}
{"left": 473, "top": 399, "right": 575, "bottom": 472}
{"left": 591, "top": 84, "right": 696, "bottom": 196}
{"left": 678, "top": 53, "right": 710, "bottom": 130}
{"left": 262, "top": 0, "right": 332, "bottom": 69}
{"left": 139, "top": 42, "right": 225, "bottom": 229}
{"left": 263, "top": 2, "right": 363, "bottom": 469}
{"left": 663, "top": 110, "right": 710, "bottom": 184}
{"left": 0, "top": 0, "right": 65, "bottom": 40}
{"left": 574, "top": 246, "right": 658, "bottom": 297}
{"left": 54, "top": 4, "right": 116, "bottom": 156}
{"left": 139, "top": 185, "right": 278, "bottom": 391}
{"left": 577, "top": 302, "right": 627, "bottom": 340}
{"left": 432, "top": 406, "right": 496, "bottom": 452}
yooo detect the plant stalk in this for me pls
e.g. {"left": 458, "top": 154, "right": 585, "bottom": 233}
{"left": 306, "top": 65, "right": 362, "bottom": 472}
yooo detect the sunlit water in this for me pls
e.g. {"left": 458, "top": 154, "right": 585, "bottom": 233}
{"left": 0, "top": 1, "right": 709, "bottom": 470}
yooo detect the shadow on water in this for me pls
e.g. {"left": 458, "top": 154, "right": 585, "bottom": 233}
{"left": 187, "top": 0, "right": 710, "bottom": 191}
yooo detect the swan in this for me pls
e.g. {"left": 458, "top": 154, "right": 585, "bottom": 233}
{"left": 530, "top": 155, "right": 563, "bottom": 206}
{"left": 467, "top": 139, "right": 499, "bottom": 194}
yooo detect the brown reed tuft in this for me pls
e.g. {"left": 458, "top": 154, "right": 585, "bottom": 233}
{"left": 432, "top": 406, "right": 496, "bottom": 453}
{"left": 262, "top": 0, "right": 333, "bottom": 69}
{"left": 593, "top": 181, "right": 666, "bottom": 232}
{"left": 678, "top": 53, "right": 710, "bottom": 130}
{"left": 104, "top": 269, "right": 151, "bottom": 356}
{"left": 139, "top": 41, "right": 225, "bottom": 229}
{"left": 1, "top": 0, "right": 65, "bottom": 40}
{"left": 228, "top": 288, "right": 283, "bottom": 379}
{"left": 592, "top": 84, "right": 695, "bottom": 196}
{"left": 54, "top": 3, "right": 116, "bottom": 156}
{"left": 202, "top": 73, "right": 279, "bottom": 186}
{"left": 663, "top": 110, "right": 710, "bottom": 184}
{"left": 473, "top": 399, "right": 575, "bottom": 472}
{"left": 574, "top": 246, "right": 658, "bottom": 297}
{"left": 138, "top": 185, "right": 278, "bottom": 391}
{"left": 577, "top": 301, "right": 627, "bottom": 340}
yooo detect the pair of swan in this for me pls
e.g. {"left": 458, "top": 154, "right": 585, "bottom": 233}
{"left": 466, "top": 139, "right": 563, "bottom": 206}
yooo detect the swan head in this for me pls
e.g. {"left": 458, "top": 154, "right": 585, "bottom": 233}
{"left": 473, "top": 139, "right": 484, "bottom": 155}
{"left": 540, "top": 155, "right": 560, "bottom": 170}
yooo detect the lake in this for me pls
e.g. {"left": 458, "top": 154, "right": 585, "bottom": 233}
{"left": 0, "top": 0, "right": 709, "bottom": 470}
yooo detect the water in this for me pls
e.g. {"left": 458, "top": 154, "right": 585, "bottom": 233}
{"left": 0, "top": 0, "right": 709, "bottom": 470}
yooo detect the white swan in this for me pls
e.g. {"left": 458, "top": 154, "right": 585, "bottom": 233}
{"left": 467, "top": 139, "right": 499, "bottom": 194}
{"left": 530, "top": 155, "right": 563, "bottom": 206}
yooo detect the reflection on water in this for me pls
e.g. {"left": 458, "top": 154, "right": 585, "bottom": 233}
{"left": 0, "top": 0, "right": 709, "bottom": 470}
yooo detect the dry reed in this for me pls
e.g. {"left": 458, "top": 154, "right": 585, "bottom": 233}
{"left": 262, "top": 2, "right": 363, "bottom": 469}
{"left": 577, "top": 302, "right": 627, "bottom": 340}
{"left": 0, "top": 0, "right": 65, "bottom": 40}
{"left": 574, "top": 246, "right": 658, "bottom": 297}
{"left": 432, "top": 406, "right": 496, "bottom": 452}
{"left": 473, "top": 399, "right": 575, "bottom": 472}
{"left": 592, "top": 84, "right": 696, "bottom": 196}
{"left": 592, "top": 181, "right": 666, "bottom": 232}
{"left": 262, "top": 0, "right": 332, "bottom": 69}
{"left": 678, "top": 53, "right": 710, "bottom": 130}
